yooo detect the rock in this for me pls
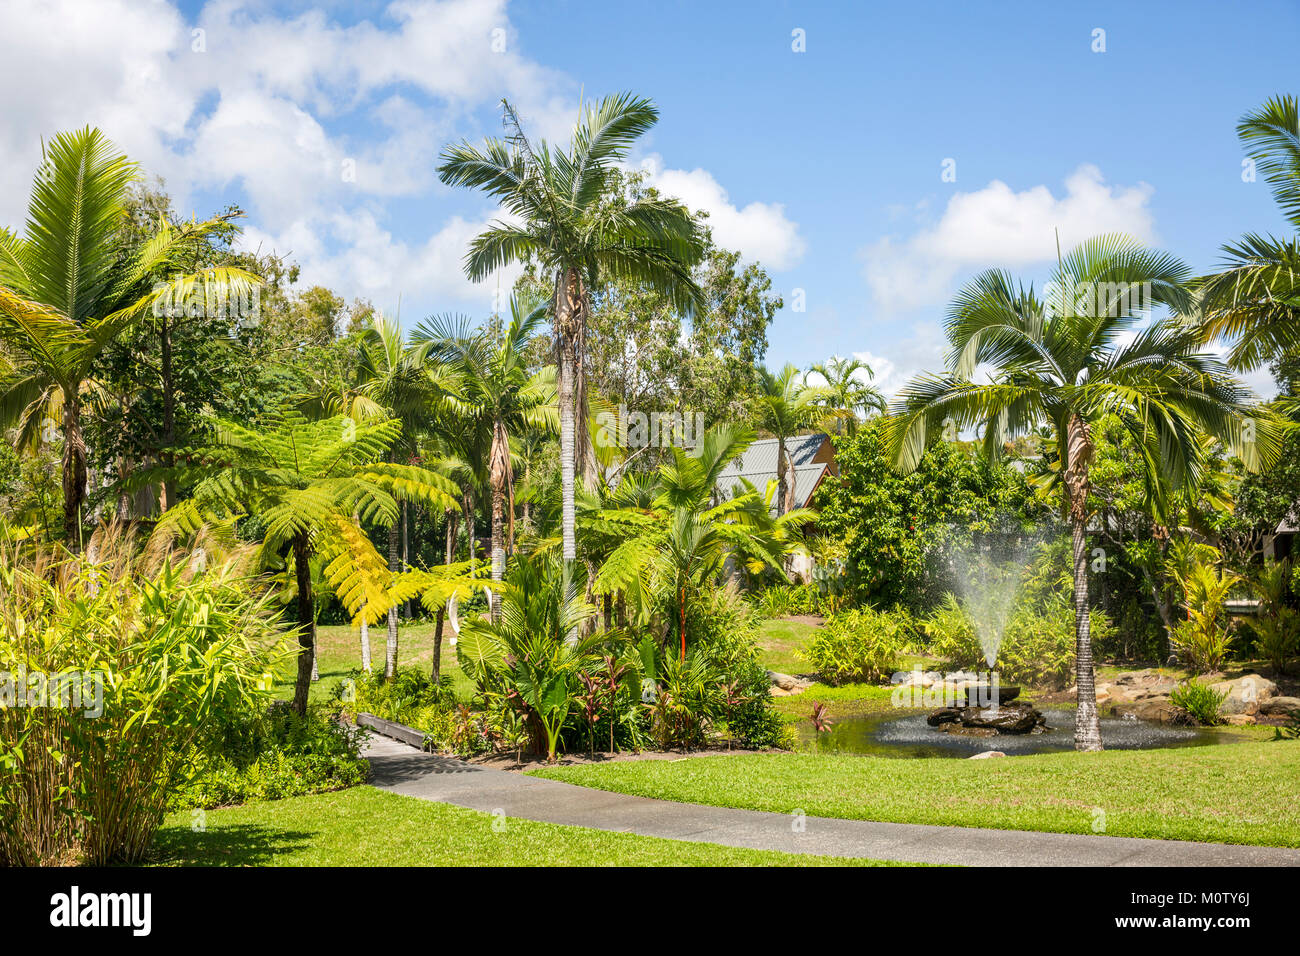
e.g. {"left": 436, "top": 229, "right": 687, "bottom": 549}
{"left": 969, "top": 750, "right": 1007, "bottom": 759}
{"left": 1208, "top": 674, "right": 1278, "bottom": 715}
{"left": 767, "top": 670, "right": 799, "bottom": 691}
{"left": 1259, "top": 696, "right": 1300, "bottom": 717}
{"left": 1111, "top": 698, "right": 1182, "bottom": 723}
{"left": 1222, "top": 714, "right": 1256, "bottom": 726}
{"left": 1110, "top": 668, "right": 1179, "bottom": 700}
{"left": 940, "top": 723, "right": 999, "bottom": 737}
{"left": 928, "top": 702, "right": 1046, "bottom": 735}
{"left": 926, "top": 706, "right": 963, "bottom": 727}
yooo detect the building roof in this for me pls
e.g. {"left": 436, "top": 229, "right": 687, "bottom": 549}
{"left": 715, "top": 433, "right": 835, "bottom": 512}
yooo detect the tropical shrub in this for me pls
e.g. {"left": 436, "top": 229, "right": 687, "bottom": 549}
{"left": 1170, "top": 680, "right": 1229, "bottom": 726}
{"left": 1252, "top": 611, "right": 1299, "bottom": 675}
{"left": 1246, "top": 560, "right": 1299, "bottom": 674}
{"left": 802, "top": 607, "right": 912, "bottom": 685}
{"left": 0, "top": 526, "right": 275, "bottom": 865}
{"left": 757, "top": 583, "right": 822, "bottom": 618}
{"left": 1169, "top": 554, "right": 1238, "bottom": 673}
{"left": 176, "top": 704, "right": 368, "bottom": 809}
{"left": 457, "top": 556, "right": 604, "bottom": 762}
{"left": 686, "top": 586, "right": 790, "bottom": 748}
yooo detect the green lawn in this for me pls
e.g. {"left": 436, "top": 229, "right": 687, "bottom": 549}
{"left": 756, "top": 617, "right": 821, "bottom": 674}
{"left": 150, "top": 786, "right": 903, "bottom": 866}
{"left": 265, "top": 620, "right": 474, "bottom": 705}
{"left": 532, "top": 740, "right": 1300, "bottom": 847}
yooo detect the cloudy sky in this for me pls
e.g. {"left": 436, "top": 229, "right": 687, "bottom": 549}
{"left": 1, "top": 0, "right": 1295, "bottom": 397}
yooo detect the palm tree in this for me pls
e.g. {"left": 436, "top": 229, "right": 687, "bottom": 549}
{"left": 807, "top": 356, "right": 887, "bottom": 435}
{"left": 885, "top": 234, "right": 1280, "bottom": 751}
{"left": 140, "top": 412, "right": 461, "bottom": 713}
{"left": 437, "top": 92, "right": 706, "bottom": 567}
{"left": 0, "top": 128, "right": 258, "bottom": 547}
{"left": 1197, "top": 95, "right": 1300, "bottom": 376}
{"left": 590, "top": 424, "right": 809, "bottom": 657}
{"left": 752, "top": 363, "right": 833, "bottom": 515}
{"left": 415, "top": 297, "right": 558, "bottom": 620}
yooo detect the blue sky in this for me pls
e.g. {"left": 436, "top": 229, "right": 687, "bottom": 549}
{"left": 3, "top": 0, "right": 1296, "bottom": 395}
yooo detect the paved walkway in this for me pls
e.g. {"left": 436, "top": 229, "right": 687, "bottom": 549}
{"left": 364, "top": 736, "right": 1300, "bottom": 866}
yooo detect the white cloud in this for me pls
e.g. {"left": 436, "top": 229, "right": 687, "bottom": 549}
{"left": 849, "top": 324, "right": 949, "bottom": 400}
{"left": 637, "top": 154, "right": 806, "bottom": 271}
{"left": 861, "top": 165, "right": 1157, "bottom": 312}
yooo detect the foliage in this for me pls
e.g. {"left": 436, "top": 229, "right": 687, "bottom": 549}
{"left": 457, "top": 556, "right": 603, "bottom": 762}
{"left": 175, "top": 704, "right": 369, "bottom": 809}
{"left": 813, "top": 418, "right": 1048, "bottom": 609}
{"left": 1169, "top": 550, "right": 1239, "bottom": 673}
{"left": 920, "top": 593, "right": 1114, "bottom": 688}
{"left": 1170, "top": 680, "right": 1229, "bottom": 726}
{"left": 1239, "top": 560, "right": 1300, "bottom": 674}
{"left": 0, "top": 524, "right": 275, "bottom": 865}
{"left": 757, "top": 582, "right": 823, "bottom": 617}
{"left": 684, "top": 584, "right": 790, "bottom": 748}
{"left": 335, "top": 666, "right": 495, "bottom": 759}
{"left": 802, "top": 607, "right": 912, "bottom": 685}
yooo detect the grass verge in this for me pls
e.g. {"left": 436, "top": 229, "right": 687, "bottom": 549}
{"left": 150, "top": 786, "right": 906, "bottom": 866}
{"left": 532, "top": 740, "right": 1300, "bottom": 847}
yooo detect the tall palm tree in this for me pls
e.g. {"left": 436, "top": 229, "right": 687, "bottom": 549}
{"left": 885, "top": 234, "right": 1280, "bottom": 751}
{"left": 752, "top": 363, "right": 833, "bottom": 515}
{"left": 415, "top": 297, "right": 558, "bottom": 620}
{"left": 0, "top": 128, "right": 259, "bottom": 547}
{"left": 437, "top": 92, "right": 706, "bottom": 567}
{"left": 1197, "top": 95, "right": 1300, "bottom": 376}
{"left": 139, "top": 412, "right": 462, "bottom": 713}
{"left": 807, "top": 356, "right": 887, "bottom": 435}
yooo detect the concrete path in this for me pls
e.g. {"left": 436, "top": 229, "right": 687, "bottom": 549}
{"left": 364, "top": 736, "right": 1300, "bottom": 866}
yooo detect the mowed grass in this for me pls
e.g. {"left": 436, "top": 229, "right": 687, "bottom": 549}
{"left": 533, "top": 740, "right": 1300, "bottom": 847}
{"left": 263, "top": 619, "right": 474, "bottom": 705}
{"left": 150, "top": 786, "right": 904, "bottom": 866}
{"left": 756, "top": 617, "right": 820, "bottom": 674}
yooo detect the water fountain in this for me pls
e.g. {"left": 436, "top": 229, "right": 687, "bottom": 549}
{"left": 927, "top": 532, "right": 1049, "bottom": 737}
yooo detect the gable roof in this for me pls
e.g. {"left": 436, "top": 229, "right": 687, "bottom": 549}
{"left": 715, "top": 433, "right": 835, "bottom": 512}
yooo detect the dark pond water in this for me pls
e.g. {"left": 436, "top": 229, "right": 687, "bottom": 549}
{"left": 794, "top": 706, "right": 1225, "bottom": 758}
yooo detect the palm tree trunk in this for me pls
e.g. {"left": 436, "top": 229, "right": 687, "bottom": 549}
{"left": 401, "top": 500, "right": 411, "bottom": 620}
{"left": 489, "top": 421, "right": 509, "bottom": 623}
{"left": 385, "top": 522, "right": 399, "bottom": 680}
{"left": 555, "top": 269, "right": 580, "bottom": 563}
{"left": 61, "top": 393, "right": 88, "bottom": 551}
{"left": 1065, "top": 414, "right": 1102, "bottom": 752}
{"left": 776, "top": 434, "right": 788, "bottom": 517}
{"left": 292, "top": 534, "right": 315, "bottom": 715}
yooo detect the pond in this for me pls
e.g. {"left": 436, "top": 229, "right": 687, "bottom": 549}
{"left": 793, "top": 705, "right": 1226, "bottom": 758}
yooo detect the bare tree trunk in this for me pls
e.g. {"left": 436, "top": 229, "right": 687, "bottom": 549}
{"left": 292, "top": 535, "right": 316, "bottom": 715}
{"left": 445, "top": 508, "right": 458, "bottom": 563}
{"left": 61, "top": 394, "right": 88, "bottom": 551}
{"left": 1065, "top": 414, "right": 1102, "bottom": 752}
{"left": 385, "top": 521, "right": 399, "bottom": 680}
{"left": 432, "top": 605, "right": 445, "bottom": 683}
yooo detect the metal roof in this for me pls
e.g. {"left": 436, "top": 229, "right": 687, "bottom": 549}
{"left": 715, "top": 434, "right": 832, "bottom": 510}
